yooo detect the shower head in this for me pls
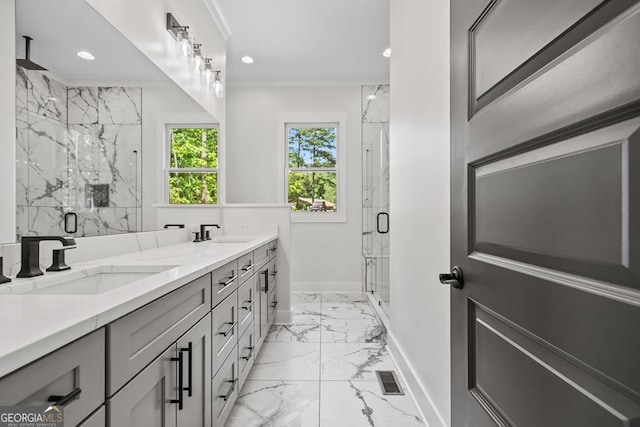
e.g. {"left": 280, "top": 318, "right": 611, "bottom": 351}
{"left": 16, "top": 36, "right": 47, "bottom": 71}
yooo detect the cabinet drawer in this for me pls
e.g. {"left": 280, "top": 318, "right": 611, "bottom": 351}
{"left": 237, "top": 275, "right": 256, "bottom": 338}
{"left": 78, "top": 405, "right": 105, "bottom": 427}
{"left": 212, "top": 290, "right": 238, "bottom": 377}
{"left": 269, "top": 240, "right": 278, "bottom": 259}
{"left": 253, "top": 243, "right": 270, "bottom": 271}
{"left": 269, "top": 284, "right": 278, "bottom": 326}
{"left": 0, "top": 329, "right": 105, "bottom": 427}
{"left": 212, "top": 345, "right": 238, "bottom": 427}
{"left": 237, "top": 252, "right": 254, "bottom": 284}
{"left": 238, "top": 323, "right": 255, "bottom": 391}
{"left": 211, "top": 260, "right": 238, "bottom": 309}
{"left": 108, "top": 344, "right": 176, "bottom": 427}
{"left": 107, "top": 273, "right": 211, "bottom": 395}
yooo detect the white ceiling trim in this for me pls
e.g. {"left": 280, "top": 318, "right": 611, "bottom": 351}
{"left": 203, "top": 0, "right": 232, "bottom": 40}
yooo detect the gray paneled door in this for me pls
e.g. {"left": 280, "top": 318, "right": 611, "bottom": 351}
{"left": 450, "top": 0, "right": 640, "bottom": 425}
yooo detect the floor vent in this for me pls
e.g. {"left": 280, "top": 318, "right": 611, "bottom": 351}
{"left": 375, "top": 370, "right": 404, "bottom": 395}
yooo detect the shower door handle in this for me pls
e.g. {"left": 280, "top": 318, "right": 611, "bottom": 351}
{"left": 376, "top": 212, "right": 389, "bottom": 234}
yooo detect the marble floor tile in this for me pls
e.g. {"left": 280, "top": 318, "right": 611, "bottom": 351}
{"left": 249, "top": 343, "right": 320, "bottom": 381}
{"left": 322, "top": 302, "right": 377, "bottom": 320}
{"left": 321, "top": 343, "right": 395, "bottom": 381}
{"left": 322, "top": 293, "right": 369, "bottom": 303}
{"left": 267, "top": 322, "right": 322, "bottom": 343}
{"left": 227, "top": 380, "right": 320, "bottom": 427}
{"left": 292, "top": 292, "right": 322, "bottom": 303}
{"left": 293, "top": 303, "right": 322, "bottom": 323}
{"left": 320, "top": 381, "right": 423, "bottom": 427}
{"left": 321, "top": 318, "right": 386, "bottom": 344}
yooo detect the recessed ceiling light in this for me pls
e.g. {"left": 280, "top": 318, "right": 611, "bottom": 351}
{"left": 367, "top": 94, "right": 377, "bottom": 100}
{"left": 241, "top": 56, "right": 254, "bottom": 64}
{"left": 383, "top": 48, "right": 391, "bottom": 58}
{"left": 77, "top": 51, "right": 95, "bottom": 61}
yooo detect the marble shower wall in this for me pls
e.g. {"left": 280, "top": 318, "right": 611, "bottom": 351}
{"left": 16, "top": 66, "right": 142, "bottom": 238}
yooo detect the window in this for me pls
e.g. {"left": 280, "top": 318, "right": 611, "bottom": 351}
{"left": 167, "top": 126, "right": 218, "bottom": 204}
{"left": 279, "top": 112, "right": 347, "bottom": 222}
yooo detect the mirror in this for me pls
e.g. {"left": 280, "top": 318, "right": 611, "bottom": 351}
{"left": 14, "top": 0, "right": 177, "bottom": 240}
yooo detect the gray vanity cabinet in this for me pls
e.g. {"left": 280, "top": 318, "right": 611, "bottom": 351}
{"left": 237, "top": 274, "right": 255, "bottom": 338}
{"left": 211, "top": 260, "right": 238, "bottom": 309}
{"left": 176, "top": 313, "right": 211, "bottom": 427}
{"left": 212, "top": 345, "right": 239, "bottom": 427}
{"left": 237, "top": 252, "right": 254, "bottom": 284}
{"left": 78, "top": 406, "right": 105, "bottom": 427}
{"left": 107, "top": 344, "right": 177, "bottom": 427}
{"left": 0, "top": 328, "right": 105, "bottom": 427}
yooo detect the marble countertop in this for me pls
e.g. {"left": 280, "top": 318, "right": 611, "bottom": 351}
{"left": 0, "top": 233, "right": 277, "bottom": 378}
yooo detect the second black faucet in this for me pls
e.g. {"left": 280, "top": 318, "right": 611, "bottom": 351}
{"left": 199, "top": 224, "right": 221, "bottom": 241}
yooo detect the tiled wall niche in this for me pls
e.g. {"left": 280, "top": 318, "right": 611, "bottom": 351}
{"left": 16, "top": 66, "right": 142, "bottom": 239}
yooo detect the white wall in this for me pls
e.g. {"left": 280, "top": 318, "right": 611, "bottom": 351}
{"left": 0, "top": 0, "right": 16, "bottom": 244}
{"left": 141, "top": 85, "right": 215, "bottom": 231}
{"left": 226, "top": 86, "right": 363, "bottom": 291}
{"left": 389, "top": 0, "right": 451, "bottom": 426}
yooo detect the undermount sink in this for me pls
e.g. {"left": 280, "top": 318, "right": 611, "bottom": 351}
{"left": 211, "top": 238, "right": 253, "bottom": 244}
{"left": 17, "top": 265, "right": 177, "bottom": 296}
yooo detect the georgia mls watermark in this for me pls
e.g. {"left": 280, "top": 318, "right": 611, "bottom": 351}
{"left": 0, "top": 405, "right": 64, "bottom": 427}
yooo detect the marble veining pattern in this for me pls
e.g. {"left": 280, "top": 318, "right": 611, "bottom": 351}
{"left": 16, "top": 68, "right": 142, "bottom": 238}
{"left": 229, "top": 293, "right": 423, "bottom": 426}
{"left": 362, "top": 84, "right": 390, "bottom": 123}
{"left": 98, "top": 87, "right": 142, "bottom": 124}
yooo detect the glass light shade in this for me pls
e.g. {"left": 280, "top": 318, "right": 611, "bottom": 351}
{"left": 204, "top": 66, "right": 214, "bottom": 86}
{"left": 192, "top": 48, "right": 205, "bottom": 74}
{"left": 176, "top": 30, "right": 193, "bottom": 58}
{"left": 213, "top": 72, "right": 224, "bottom": 98}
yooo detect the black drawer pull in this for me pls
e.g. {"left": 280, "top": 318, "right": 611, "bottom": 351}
{"left": 241, "top": 263, "right": 254, "bottom": 272}
{"left": 219, "top": 321, "right": 237, "bottom": 337}
{"left": 218, "top": 274, "right": 237, "bottom": 290}
{"left": 219, "top": 379, "right": 238, "bottom": 401}
{"left": 271, "top": 301, "right": 278, "bottom": 309}
{"left": 48, "top": 388, "right": 81, "bottom": 407}
{"left": 170, "top": 352, "right": 184, "bottom": 410}
{"left": 242, "top": 346, "right": 254, "bottom": 361}
{"left": 241, "top": 300, "right": 255, "bottom": 311}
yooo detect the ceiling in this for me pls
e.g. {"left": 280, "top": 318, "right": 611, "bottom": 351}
{"left": 218, "top": 0, "right": 390, "bottom": 86}
{"left": 15, "top": 0, "right": 170, "bottom": 84}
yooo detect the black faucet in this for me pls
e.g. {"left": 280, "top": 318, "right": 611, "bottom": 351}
{"left": 199, "top": 224, "right": 221, "bottom": 241}
{"left": 17, "top": 236, "right": 77, "bottom": 278}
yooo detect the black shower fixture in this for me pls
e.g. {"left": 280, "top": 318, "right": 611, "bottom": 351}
{"left": 16, "top": 36, "right": 47, "bottom": 71}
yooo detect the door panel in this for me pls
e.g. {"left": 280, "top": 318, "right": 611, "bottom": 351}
{"left": 451, "top": 0, "right": 640, "bottom": 425}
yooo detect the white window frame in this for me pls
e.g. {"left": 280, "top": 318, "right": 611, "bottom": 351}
{"left": 165, "top": 123, "right": 221, "bottom": 205}
{"left": 277, "top": 112, "right": 348, "bottom": 223}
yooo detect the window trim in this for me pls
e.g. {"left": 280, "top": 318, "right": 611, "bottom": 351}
{"left": 165, "top": 123, "right": 220, "bottom": 205}
{"left": 277, "top": 112, "right": 348, "bottom": 223}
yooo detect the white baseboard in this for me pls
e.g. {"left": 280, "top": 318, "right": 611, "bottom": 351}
{"left": 387, "top": 331, "right": 449, "bottom": 427}
{"left": 274, "top": 308, "right": 293, "bottom": 325}
{"left": 292, "top": 282, "right": 362, "bottom": 293}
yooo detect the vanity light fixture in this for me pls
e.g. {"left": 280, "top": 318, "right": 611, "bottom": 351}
{"left": 166, "top": 13, "right": 193, "bottom": 58}
{"left": 203, "top": 59, "right": 214, "bottom": 86}
{"left": 76, "top": 51, "right": 95, "bottom": 61}
{"left": 192, "top": 44, "right": 205, "bottom": 73}
{"left": 241, "top": 56, "right": 254, "bottom": 64}
{"left": 383, "top": 48, "right": 391, "bottom": 58}
{"left": 213, "top": 71, "right": 224, "bottom": 98}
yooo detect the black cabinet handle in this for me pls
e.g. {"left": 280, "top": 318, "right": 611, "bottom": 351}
{"left": 271, "top": 301, "right": 278, "bottom": 309}
{"left": 171, "top": 352, "right": 184, "bottom": 410}
{"left": 376, "top": 212, "right": 389, "bottom": 234}
{"left": 180, "top": 342, "right": 193, "bottom": 397}
{"left": 270, "top": 270, "right": 278, "bottom": 277}
{"left": 48, "top": 388, "right": 81, "bottom": 407}
{"left": 64, "top": 212, "right": 77, "bottom": 234}
{"left": 219, "top": 379, "right": 238, "bottom": 401}
{"left": 241, "top": 300, "right": 255, "bottom": 311}
{"left": 261, "top": 270, "right": 269, "bottom": 293}
{"left": 241, "top": 263, "right": 254, "bottom": 272}
{"left": 219, "top": 321, "right": 237, "bottom": 337}
{"left": 242, "top": 346, "right": 254, "bottom": 361}
{"left": 439, "top": 266, "right": 464, "bottom": 289}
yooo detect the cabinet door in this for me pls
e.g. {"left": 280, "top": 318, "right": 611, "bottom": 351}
{"left": 268, "top": 240, "right": 278, "bottom": 260}
{"left": 257, "top": 267, "right": 270, "bottom": 338}
{"left": 237, "top": 252, "right": 254, "bottom": 284}
{"left": 238, "top": 324, "right": 255, "bottom": 391}
{"left": 176, "top": 314, "right": 211, "bottom": 427}
{"left": 253, "top": 243, "right": 270, "bottom": 271}
{"left": 0, "top": 329, "right": 105, "bottom": 427}
{"left": 212, "top": 345, "right": 238, "bottom": 427}
{"left": 108, "top": 345, "right": 177, "bottom": 427}
{"left": 78, "top": 405, "right": 105, "bottom": 427}
{"left": 269, "top": 284, "right": 278, "bottom": 327}
{"left": 211, "top": 290, "right": 238, "bottom": 377}
{"left": 211, "top": 260, "right": 238, "bottom": 309}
